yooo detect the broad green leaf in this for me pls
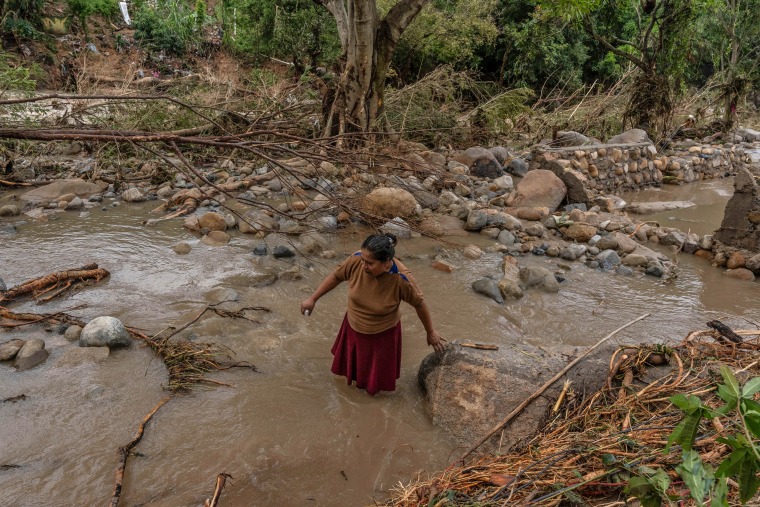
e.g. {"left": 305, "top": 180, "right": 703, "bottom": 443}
{"left": 676, "top": 450, "right": 714, "bottom": 507}
{"left": 741, "top": 377, "right": 760, "bottom": 397}
{"left": 671, "top": 393, "right": 703, "bottom": 412}
{"left": 720, "top": 365, "right": 741, "bottom": 399}
{"left": 680, "top": 413, "right": 703, "bottom": 452}
{"left": 715, "top": 447, "right": 747, "bottom": 477}
{"left": 665, "top": 420, "right": 685, "bottom": 454}
{"left": 717, "top": 384, "right": 739, "bottom": 408}
{"left": 710, "top": 477, "right": 728, "bottom": 507}
{"left": 738, "top": 455, "right": 760, "bottom": 503}
{"left": 624, "top": 476, "right": 666, "bottom": 507}
{"left": 601, "top": 453, "right": 617, "bottom": 466}
{"left": 717, "top": 435, "right": 743, "bottom": 449}
{"left": 744, "top": 411, "right": 760, "bottom": 438}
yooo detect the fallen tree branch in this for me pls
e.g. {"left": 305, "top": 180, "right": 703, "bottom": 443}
{"left": 459, "top": 313, "right": 650, "bottom": 462}
{"left": 110, "top": 396, "right": 172, "bottom": 507}
{"left": 204, "top": 473, "right": 233, "bottom": 507}
{"left": 0, "top": 263, "right": 109, "bottom": 305}
{"left": 706, "top": 320, "right": 743, "bottom": 344}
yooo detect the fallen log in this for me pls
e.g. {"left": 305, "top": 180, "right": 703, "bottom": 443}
{"left": 706, "top": 320, "right": 743, "bottom": 344}
{"left": 0, "top": 264, "right": 110, "bottom": 305}
{"left": 0, "top": 306, "right": 85, "bottom": 327}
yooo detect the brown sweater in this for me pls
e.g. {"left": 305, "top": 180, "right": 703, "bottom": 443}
{"left": 333, "top": 253, "right": 424, "bottom": 334}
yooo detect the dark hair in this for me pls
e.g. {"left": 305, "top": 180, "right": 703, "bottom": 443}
{"left": 361, "top": 233, "right": 397, "bottom": 262}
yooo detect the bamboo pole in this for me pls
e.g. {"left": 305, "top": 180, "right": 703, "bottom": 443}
{"left": 458, "top": 313, "right": 650, "bottom": 462}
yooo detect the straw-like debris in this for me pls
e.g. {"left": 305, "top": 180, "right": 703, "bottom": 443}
{"left": 385, "top": 328, "right": 760, "bottom": 506}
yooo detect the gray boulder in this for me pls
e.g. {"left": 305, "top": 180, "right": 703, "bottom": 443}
{"left": 519, "top": 266, "right": 560, "bottom": 292}
{"left": 14, "top": 339, "right": 49, "bottom": 371}
{"left": 80, "top": 316, "right": 131, "bottom": 348}
{"left": 506, "top": 158, "right": 529, "bottom": 177}
{"left": 488, "top": 146, "right": 512, "bottom": 165}
{"left": 0, "top": 204, "right": 20, "bottom": 217}
{"left": 418, "top": 343, "right": 609, "bottom": 448}
{"left": 0, "top": 339, "right": 25, "bottom": 361}
{"left": 64, "top": 325, "right": 83, "bottom": 341}
{"left": 471, "top": 278, "right": 504, "bottom": 304}
{"left": 607, "top": 128, "right": 651, "bottom": 144}
{"left": 454, "top": 147, "right": 504, "bottom": 179}
{"left": 554, "top": 131, "right": 591, "bottom": 147}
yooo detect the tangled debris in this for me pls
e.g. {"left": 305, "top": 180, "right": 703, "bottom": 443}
{"left": 385, "top": 327, "right": 760, "bottom": 506}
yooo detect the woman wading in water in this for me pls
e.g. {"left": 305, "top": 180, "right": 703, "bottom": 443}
{"left": 300, "top": 234, "right": 446, "bottom": 395}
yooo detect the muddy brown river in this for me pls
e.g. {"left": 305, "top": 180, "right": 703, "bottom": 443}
{"left": 1, "top": 182, "right": 759, "bottom": 506}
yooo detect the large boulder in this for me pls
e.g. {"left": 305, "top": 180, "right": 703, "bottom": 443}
{"left": 198, "top": 212, "right": 228, "bottom": 232}
{"left": 607, "top": 128, "right": 651, "bottom": 144}
{"left": 509, "top": 170, "right": 567, "bottom": 212}
{"left": 562, "top": 223, "right": 598, "bottom": 243}
{"left": 418, "top": 343, "right": 609, "bottom": 448}
{"left": 714, "top": 166, "right": 760, "bottom": 252}
{"left": 21, "top": 178, "right": 107, "bottom": 203}
{"left": 362, "top": 187, "right": 418, "bottom": 218}
{"left": 239, "top": 210, "right": 279, "bottom": 234}
{"left": 80, "top": 316, "right": 131, "bottom": 348}
{"left": 554, "top": 131, "right": 591, "bottom": 147}
{"left": 454, "top": 147, "right": 504, "bottom": 179}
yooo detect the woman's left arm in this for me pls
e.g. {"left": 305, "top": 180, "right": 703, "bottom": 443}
{"left": 414, "top": 301, "right": 446, "bottom": 354}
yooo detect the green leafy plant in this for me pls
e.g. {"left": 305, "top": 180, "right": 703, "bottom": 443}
{"left": 0, "top": 53, "right": 37, "bottom": 93}
{"left": 66, "top": 0, "right": 118, "bottom": 37}
{"left": 628, "top": 366, "right": 760, "bottom": 506}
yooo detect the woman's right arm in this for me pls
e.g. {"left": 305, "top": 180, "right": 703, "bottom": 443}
{"left": 300, "top": 273, "right": 342, "bottom": 315}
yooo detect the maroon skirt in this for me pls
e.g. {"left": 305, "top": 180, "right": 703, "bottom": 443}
{"left": 331, "top": 314, "right": 402, "bottom": 395}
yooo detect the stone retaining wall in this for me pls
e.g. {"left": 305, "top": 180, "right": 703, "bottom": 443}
{"left": 530, "top": 143, "right": 752, "bottom": 203}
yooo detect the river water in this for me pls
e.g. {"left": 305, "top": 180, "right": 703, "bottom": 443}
{"left": 1, "top": 185, "right": 759, "bottom": 506}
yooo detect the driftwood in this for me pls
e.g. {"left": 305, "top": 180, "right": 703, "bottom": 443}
{"left": 204, "top": 473, "right": 233, "bottom": 507}
{"left": 110, "top": 396, "right": 171, "bottom": 507}
{"left": 0, "top": 263, "right": 110, "bottom": 305}
{"left": 0, "top": 306, "right": 85, "bottom": 327}
{"left": 459, "top": 342, "right": 499, "bottom": 350}
{"left": 459, "top": 313, "right": 650, "bottom": 462}
{"left": 706, "top": 319, "right": 743, "bottom": 344}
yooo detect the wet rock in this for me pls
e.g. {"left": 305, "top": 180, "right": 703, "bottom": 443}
{"left": 745, "top": 253, "right": 760, "bottom": 273}
{"left": 14, "top": 339, "right": 48, "bottom": 371}
{"left": 519, "top": 266, "right": 559, "bottom": 292}
{"left": 418, "top": 343, "right": 608, "bottom": 448}
{"left": 465, "top": 209, "right": 488, "bottom": 231}
{"left": 726, "top": 251, "right": 746, "bottom": 269}
{"left": 622, "top": 254, "right": 649, "bottom": 267}
{"left": 21, "top": 178, "right": 106, "bottom": 203}
{"left": 80, "top": 316, "right": 131, "bottom": 348}
{"left": 725, "top": 268, "right": 755, "bottom": 281}
{"left": 380, "top": 217, "right": 413, "bottom": 240}
{"left": 363, "top": 187, "right": 417, "bottom": 219}
{"left": 64, "top": 197, "right": 84, "bottom": 210}
{"left": 455, "top": 147, "right": 503, "bottom": 179}
{"left": 0, "top": 204, "right": 20, "bottom": 217}
{"left": 506, "top": 158, "right": 529, "bottom": 177}
{"left": 205, "top": 287, "right": 239, "bottom": 303}
{"left": 661, "top": 230, "right": 687, "bottom": 247}
{"left": 273, "top": 245, "right": 296, "bottom": 258}
{"left": 626, "top": 201, "right": 695, "bottom": 214}
{"left": 122, "top": 188, "right": 145, "bottom": 202}
{"left": 173, "top": 242, "right": 192, "bottom": 255}
{"left": 524, "top": 223, "right": 545, "bottom": 237}
{"left": 509, "top": 170, "right": 567, "bottom": 212}
{"left": 432, "top": 259, "right": 456, "bottom": 273}
{"left": 471, "top": 278, "right": 504, "bottom": 303}
{"left": 463, "top": 245, "right": 482, "bottom": 260}
{"left": 497, "top": 230, "right": 516, "bottom": 246}
{"left": 239, "top": 211, "right": 279, "bottom": 234}
{"left": 560, "top": 244, "right": 587, "bottom": 261}
{"left": 596, "top": 235, "right": 618, "bottom": 250}
{"left": 597, "top": 250, "right": 621, "bottom": 269}
{"left": 299, "top": 232, "right": 329, "bottom": 254}
{"left": 488, "top": 146, "right": 511, "bottom": 165}
{"left": 249, "top": 272, "right": 278, "bottom": 287}
{"left": 252, "top": 243, "right": 268, "bottom": 256}
{"left": 198, "top": 212, "right": 227, "bottom": 232}
{"left": 64, "top": 325, "right": 83, "bottom": 342}
{"left": 607, "top": 128, "right": 651, "bottom": 144}
{"left": 616, "top": 266, "right": 634, "bottom": 276}
{"left": 280, "top": 266, "right": 304, "bottom": 281}
{"left": 610, "top": 232, "right": 638, "bottom": 254}
{"left": 563, "top": 223, "right": 597, "bottom": 243}
{"left": 0, "top": 224, "right": 17, "bottom": 235}
{"left": 0, "top": 277, "right": 6, "bottom": 291}
{"left": 0, "top": 339, "right": 25, "bottom": 361}
{"left": 645, "top": 261, "right": 665, "bottom": 277}
{"left": 201, "top": 231, "right": 230, "bottom": 246}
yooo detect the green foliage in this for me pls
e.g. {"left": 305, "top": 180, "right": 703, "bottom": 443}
{"left": 66, "top": 0, "right": 118, "bottom": 36}
{"left": 0, "top": 53, "right": 37, "bottom": 92}
{"left": 133, "top": 0, "right": 199, "bottom": 55}
{"left": 389, "top": 0, "right": 500, "bottom": 79}
{"left": 623, "top": 466, "right": 672, "bottom": 507}
{"left": 224, "top": 0, "right": 340, "bottom": 69}
{"left": 628, "top": 366, "right": 760, "bottom": 506}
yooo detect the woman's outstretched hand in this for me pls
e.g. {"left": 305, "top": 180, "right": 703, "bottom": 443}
{"left": 300, "top": 298, "right": 316, "bottom": 316}
{"left": 427, "top": 330, "right": 446, "bottom": 354}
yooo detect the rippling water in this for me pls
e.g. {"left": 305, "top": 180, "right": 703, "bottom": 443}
{"left": 1, "top": 195, "right": 758, "bottom": 506}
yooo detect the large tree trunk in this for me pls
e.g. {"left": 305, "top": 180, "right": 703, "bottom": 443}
{"left": 316, "top": 0, "right": 430, "bottom": 140}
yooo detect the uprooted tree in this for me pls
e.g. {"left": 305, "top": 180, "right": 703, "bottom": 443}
{"left": 314, "top": 0, "right": 430, "bottom": 138}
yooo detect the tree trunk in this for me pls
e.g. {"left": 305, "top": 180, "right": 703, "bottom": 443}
{"left": 316, "top": 0, "right": 430, "bottom": 141}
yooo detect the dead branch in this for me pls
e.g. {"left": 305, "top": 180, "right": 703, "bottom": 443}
{"left": 706, "top": 320, "right": 743, "bottom": 344}
{"left": 0, "top": 306, "right": 85, "bottom": 327}
{"left": 110, "top": 396, "right": 171, "bottom": 507}
{"left": 204, "top": 473, "right": 233, "bottom": 507}
{"left": 0, "top": 264, "right": 109, "bottom": 305}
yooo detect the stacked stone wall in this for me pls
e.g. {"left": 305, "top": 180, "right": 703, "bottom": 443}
{"left": 530, "top": 143, "right": 751, "bottom": 202}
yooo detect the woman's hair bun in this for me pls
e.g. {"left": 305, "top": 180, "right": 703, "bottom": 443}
{"left": 384, "top": 233, "right": 397, "bottom": 246}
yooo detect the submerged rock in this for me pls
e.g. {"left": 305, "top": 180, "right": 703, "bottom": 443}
{"left": 0, "top": 339, "right": 25, "bottom": 361}
{"left": 14, "top": 339, "right": 49, "bottom": 371}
